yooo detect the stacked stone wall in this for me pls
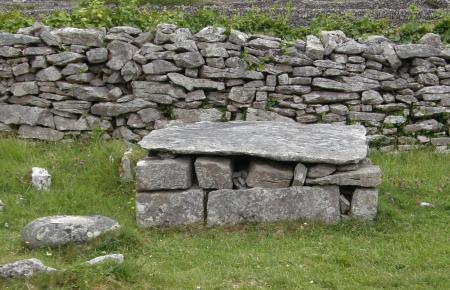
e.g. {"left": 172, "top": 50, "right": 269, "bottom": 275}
{"left": 0, "top": 23, "right": 449, "bottom": 151}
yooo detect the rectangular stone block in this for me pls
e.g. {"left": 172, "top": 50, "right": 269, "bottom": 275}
{"left": 350, "top": 188, "right": 378, "bottom": 220}
{"left": 207, "top": 186, "right": 340, "bottom": 226}
{"left": 136, "top": 157, "right": 193, "bottom": 191}
{"left": 246, "top": 159, "right": 294, "bottom": 188}
{"left": 305, "top": 165, "right": 381, "bottom": 187}
{"left": 136, "top": 189, "right": 205, "bottom": 227}
{"left": 194, "top": 157, "right": 233, "bottom": 189}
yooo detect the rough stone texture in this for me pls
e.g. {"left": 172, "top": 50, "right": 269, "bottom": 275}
{"left": 18, "top": 125, "right": 64, "bottom": 141}
{"left": 52, "top": 28, "right": 105, "bottom": 47}
{"left": 21, "top": 215, "right": 120, "bottom": 248}
{"left": 173, "top": 108, "right": 223, "bottom": 122}
{"left": 305, "top": 165, "right": 382, "bottom": 187}
{"left": 136, "top": 157, "right": 193, "bottom": 191}
{"left": 139, "top": 122, "right": 368, "bottom": 165}
{"left": 0, "top": 259, "right": 57, "bottom": 279}
{"left": 136, "top": 189, "right": 204, "bottom": 227}
{"left": 167, "top": 73, "right": 224, "bottom": 91}
{"left": 31, "top": 167, "right": 51, "bottom": 191}
{"left": 207, "top": 186, "right": 340, "bottom": 226}
{"left": 350, "top": 188, "right": 379, "bottom": 220}
{"left": 0, "top": 104, "right": 50, "bottom": 126}
{"left": 106, "top": 41, "right": 138, "bottom": 70}
{"left": 194, "top": 157, "right": 233, "bottom": 189}
{"left": 246, "top": 159, "right": 294, "bottom": 188}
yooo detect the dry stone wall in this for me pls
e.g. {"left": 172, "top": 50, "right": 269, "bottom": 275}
{"left": 0, "top": 23, "right": 449, "bottom": 151}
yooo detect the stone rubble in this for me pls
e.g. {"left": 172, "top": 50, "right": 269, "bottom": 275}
{"left": 85, "top": 254, "right": 124, "bottom": 266}
{"left": 0, "top": 259, "right": 57, "bottom": 279}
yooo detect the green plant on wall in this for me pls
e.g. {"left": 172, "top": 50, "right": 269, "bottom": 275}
{"left": 158, "top": 104, "right": 175, "bottom": 119}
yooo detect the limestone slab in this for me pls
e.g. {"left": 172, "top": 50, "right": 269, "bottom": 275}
{"left": 139, "top": 121, "right": 368, "bottom": 165}
{"left": 136, "top": 189, "right": 204, "bottom": 227}
{"left": 305, "top": 165, "right": 381, "bottom": 187}
{"left": 136, "top": 157, "right": 193, "bottom": 191}
{"left": 207, "top": 186, "right": 340, "bottom": 226}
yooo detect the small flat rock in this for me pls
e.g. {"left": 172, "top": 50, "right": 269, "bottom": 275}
{"left": 18, "top": 125, "right": 64, "bottom": 142}
{"left": 136, "top": 189, "right": 205, "bottom": 227}
{"left": 21, "top": 215, "right": 120, "bottom": 248}
{"left": 305, "top": 165, "right": 381, "bottom": 187}
{"left": 0, "top": 33, "right": 40, "bottom": 46}
{"left": 167, "top": 73, "right": 224, "bottom": 91}
{"left": 139, "top": 122, "right": 368, "bottom": 165}
{"left": 51, "top": 28, "right": 105, "bottom": 47}
{"left": 207, "top": 186, "right": 340, "bottom": 226}
{"left": 395, "top": 44, "right": 441, "bottom": 59}
{"left": 0, "top": 259, "right": 56, "bottom": 279}
{"left": 172, "top": 108, "right": 223, "bottom": 123}
{"left": 85, "top": 254, "right": 124, "bottom": 266}
{"left": 307, "top": 164, "right": 336, "bottom": 178}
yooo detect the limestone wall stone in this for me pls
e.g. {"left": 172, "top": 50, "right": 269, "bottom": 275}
{"left": 0, "top": 24, "right": 449, "bottom": 152}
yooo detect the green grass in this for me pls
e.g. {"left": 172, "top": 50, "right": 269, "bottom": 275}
{"left": 0, "top": 137, "right": 449, "bottom": 289}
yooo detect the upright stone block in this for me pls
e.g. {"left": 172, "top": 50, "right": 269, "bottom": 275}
{"left": 136, "top": 189, "right": 204, "bottom": 227}
{"left": 207, "top": 186, "right": 340, "bottom": 226}
{"left": 194, "top": 157, "right": 233, "bottom": 189}
{"left": 350, "top": 188, "right": 378, "bottom": 220}
{"left": 136, "top": 157, "right": 193, "bottom": 191}
{"left": 292, "top": 163, "right": 308, "bottom": 186}
{"left": 246, "top": 159, "right": 294, "bottom": 188}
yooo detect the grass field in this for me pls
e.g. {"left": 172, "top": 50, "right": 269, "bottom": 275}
{"left": 0, "top": 136, "right": 449, "bottom": 289}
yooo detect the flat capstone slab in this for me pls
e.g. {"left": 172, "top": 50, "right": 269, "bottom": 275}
{"left": 136, "top": 157, "right": 193, "bottom": 191}
{"left": 136, "top": 189, "right": 205, "bottom": 227}
{"left": 207, "top": 185, "right": 340, "bottom": 226}
{"left": 139, "top": 121, "right": 368, "bottom": 165}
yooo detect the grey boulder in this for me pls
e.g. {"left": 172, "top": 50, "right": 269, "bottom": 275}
{"left": 21, "top": 215, "right": 120, "bottom": 248}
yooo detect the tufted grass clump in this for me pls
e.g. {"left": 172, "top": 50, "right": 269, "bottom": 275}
{"left": 0, "top": 137, "right": 449, "bottom": 289}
